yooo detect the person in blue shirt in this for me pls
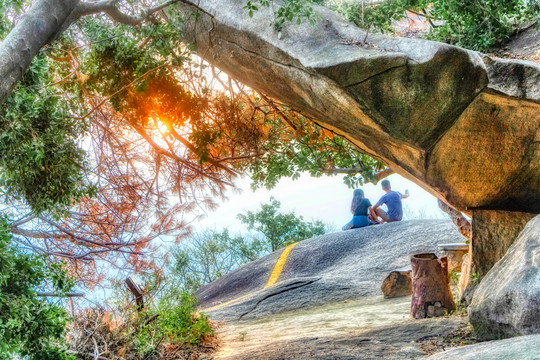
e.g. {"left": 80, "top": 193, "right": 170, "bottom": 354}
{"left": 342, "top": 188, "right": 377, "bottom": 230}
{"left": 372, "top": 179, "right": 409, "bottom": 223}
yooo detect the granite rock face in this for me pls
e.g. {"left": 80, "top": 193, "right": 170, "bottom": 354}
{"left": 468, "top": 215, "right": 540, "bottom": 339}
{"left": 471, "top": 210, "right": 535, "bottom": 277}
{"left": 426, "top": 334, "right": 540, "bottom": 360}
{"left": 177, "top": 0, "right": 540, "bottom": 215}
{"left": 197, "top": 220, "right": 463, "bottom": 321}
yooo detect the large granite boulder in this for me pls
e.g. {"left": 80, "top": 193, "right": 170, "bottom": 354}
{"left": 468, "top": 215, "right": 540, "bottom": 339}
{"left": 176, "top": 0, "right": 540, "bottom": 215}
{"left": 471, "top": 209, "right": 535, "bottom": 277}
{"left": 426, "top": 334, "right": 540, "bottom": 360}
{"left": 197, "top": 220, "right": 463, "bottom": 321}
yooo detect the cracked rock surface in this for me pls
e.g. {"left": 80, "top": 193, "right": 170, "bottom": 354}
{"left": 177, "top": 0, "right": 540, "bottom": 214}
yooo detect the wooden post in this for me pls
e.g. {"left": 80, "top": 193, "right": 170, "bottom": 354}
{"left": 410, "top": 253, "right": 455, "bottom": 319}
{"left": 126, "top": 276, "right": 144, "bottom": 310}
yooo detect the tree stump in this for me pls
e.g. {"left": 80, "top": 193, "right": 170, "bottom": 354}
{"left": 410, "top": 253, "right": 456, "bottom": 319}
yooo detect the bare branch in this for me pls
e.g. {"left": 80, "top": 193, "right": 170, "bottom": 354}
{"left": 438, "top": 199, "right": 472, "bottom": 239}
{"left": 77, "top": 0, "right": 214, "bottom": 26}
{"left": 37, "top": 291, "right": 85, "bottom": 297}
{"left": 169, "top": 127, "right": 239, "bottom": 176}
{"left": 376, "top": 168, "right": 394, "bottom": 180}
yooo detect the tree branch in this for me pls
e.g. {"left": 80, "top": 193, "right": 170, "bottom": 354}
{"left": 169, "top": 127, "right": 239, "bottom": 176}
{"left": 438, "top": 199, "right": 472, "bottom": 239}
{"left": 77, "top": 0, "right": 214, "bottom": 26}
{"left": 37, "top": 291, "right": 85, "bottom": 297}
{"left": 376, "top": 167, "right": 394, "bottom": 180}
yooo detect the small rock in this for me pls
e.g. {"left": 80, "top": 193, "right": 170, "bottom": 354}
{"left": 381, "top": 271, "right": 412, "bottom": 299}
{"left": 426, "top": 302, "right": 447, "bottom": 318}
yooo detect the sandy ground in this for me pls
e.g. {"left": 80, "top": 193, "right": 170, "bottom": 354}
{"left": 211, "top": 296, "right": 462, "bottom": 359}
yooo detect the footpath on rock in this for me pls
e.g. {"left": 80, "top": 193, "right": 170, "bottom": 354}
{"left": 196, "top": 220, "right": 475, "bottom": 359}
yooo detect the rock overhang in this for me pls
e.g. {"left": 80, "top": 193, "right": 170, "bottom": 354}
{"left": 178, "top": 0, "right": 540, "bottom": 213}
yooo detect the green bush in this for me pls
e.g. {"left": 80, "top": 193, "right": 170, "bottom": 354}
{"left": 425, "top": 0, "right": 539, "bottom": 51}
{"left": 253, "top": 0, "right": 540, "bottom": 51}
{"left": 0, "top": 218, "right": 74, "bottom": 360}
{"left": 332, "top": 0, "right": 540, "bottom": 51}
{"left": 155, "top": 292, "right": 212, "bottom": 345}
{"left": 69, "top": 278, "right": 213, "bottom": 359}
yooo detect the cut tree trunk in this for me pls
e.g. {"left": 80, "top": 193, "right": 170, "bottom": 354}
{"left": 410, "top": 253, "right": 456, "bottom": 319}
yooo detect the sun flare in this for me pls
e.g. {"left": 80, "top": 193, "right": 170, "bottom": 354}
{"left": 154, "top": 117, "right": 169, "bottom": 135}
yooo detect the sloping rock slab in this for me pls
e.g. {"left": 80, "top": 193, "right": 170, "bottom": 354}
{"left": 197, "top": 220, "right": 463, "bottom": 320}
{"left": 468, "top": 215, "right": 540, "bottom": 339}
{"left": 219, "top": 317, "right": 461, "bottom": 360}
{"left": 426, "top": 334, "right": 540, "bottom": 360}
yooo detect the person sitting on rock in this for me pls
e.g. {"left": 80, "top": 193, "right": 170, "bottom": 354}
{"left": 372, "top": 179, "right": 409, "bottom": 223}
{"left": 342, "top": 188, "right": 377, "bottom": 230}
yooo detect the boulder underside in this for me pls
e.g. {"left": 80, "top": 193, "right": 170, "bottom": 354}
{"left": 177, "top": 0, "right": 540, "bottom": 215}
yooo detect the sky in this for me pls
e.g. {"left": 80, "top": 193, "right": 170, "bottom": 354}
{"left": 195, "top": 172, "right": 448, "bottom": 234}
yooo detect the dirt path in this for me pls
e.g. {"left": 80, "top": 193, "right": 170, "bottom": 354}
{"left": 212, "top": 296, "right": 462, "bottom": 359}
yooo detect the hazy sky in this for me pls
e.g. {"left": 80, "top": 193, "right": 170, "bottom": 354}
{"left": 195, "top": 173, "right": 447, "bottom": 234}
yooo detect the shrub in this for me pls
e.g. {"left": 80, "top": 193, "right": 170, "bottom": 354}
{"left": 332, "top": 0, "right": 540, "bottom": 51}
{"left": 68, "top": 284, "right": 214, "bottom": 359}
{"left": 0, "top": 218, "right": 74, "bottom": 360}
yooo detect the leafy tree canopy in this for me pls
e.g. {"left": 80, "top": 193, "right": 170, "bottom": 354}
{"left": 171, "top": 228, "right": 267, "bottom": 292}
{"left": 0, "top": 218, "right": 74, "bottom": 359}
{"left": 0, "top": 0, "right": 383, "bottom": 283}
{"left": 238, "top": 197, "right": 328, "bottom": 252}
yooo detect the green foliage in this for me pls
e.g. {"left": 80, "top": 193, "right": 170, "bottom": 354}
{"left": 333, "top": 0, "right": 540, "bottom": 51}
{"left": 241, "top": 110, "right": 384, "bottom": 190}
{"left": 134, "top": 292, "right": 212, "bottom": 356}
{"left": 171, "top": 229, "right": 266, "bottom": 292}
{"left": 74, "top": 12, "right": 188, "bottom": 110}
{"left": 244, "top": 0, "right": 324, "bottom": 30}
{"left": 69, "top": 285, "right": 213, "bottom": 359}
{"left": 334, "top": 0, "right": 419, "bottom": 35}
{"left": 153, "top": 292, "right": 212, "bottom": 345}
{"left": 449, "top": 269, "right": 460, "bottom": 285}
{"left": 238, "top": 197, "right": 328, "bottom": 251}
{"left": 0, "top": 54, "right": 91, "bottom": 214}
{"left": 0, "top": 218, "right": 74, "bottom": 359}
{"left": 0, "top": 0, "right": 28, "bottom": 38}
{"left": 425, "top": 0, "right": 539, "bottom": 51}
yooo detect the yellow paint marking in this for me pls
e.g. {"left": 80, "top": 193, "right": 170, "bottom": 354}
{"left": 200, "top": 242, "right": 299, "bottom": 312}
{"left": 264, "top": 242, "right": 299, "bottom": 288}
